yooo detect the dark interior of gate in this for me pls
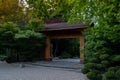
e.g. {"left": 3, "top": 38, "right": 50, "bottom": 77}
{"left": 51, "top": 38, "right": 80, "bottom": 59}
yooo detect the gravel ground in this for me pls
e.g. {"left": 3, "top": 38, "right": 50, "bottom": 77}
{"left": 0, "top": 61, "right": 88, "bottom": 80}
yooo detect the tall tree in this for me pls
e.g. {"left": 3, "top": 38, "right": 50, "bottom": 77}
{"left": 68, "top": 0, "right": 120, "bottom": 24}
{"left": 28, "top": 0, "right": 74, "bottom": 22}
{"left": 0, "top": 0, "right": 30, "bottom": 26}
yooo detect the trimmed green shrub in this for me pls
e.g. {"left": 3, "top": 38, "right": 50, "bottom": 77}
{"left": 108, "top": 67, "right": 118, "bottom": 72}
{"left": 99, "top": 54, "right": 109, "bottom": 60}
{"left": 96, "top": 64, "right": 105, "bottom": 71}
{"left": 101, "top": 60, "right": 109, "bottom": 67}
{"left": 84, "top": 63, "right": 96, "bottom": 69}
{"left": 0, "top": 22, "right": 46, "bottom": 62}
{"left": 103, "top": 71, "right": 116, "bottom": 80}
{"left": 103, "top": 67, "right": 120, "bottom": 80}
{"left": 81, "top": 67, "right": 89, "bottom": 74}
{"left": 116, "top": 69, "right": 120, "bottom": 79}
{"left": 86, "top": 70, "right": 102, "bottom": 80}
{"left": 112, "top": 55, "right": 120, "bottom": 62}
{"left": 0, "top": 55, "right": 7, "bottom": 61}
{"left": 6, "top": 56, "right": 17, "bottom": 63}
{"left": 89, "top": 58, "right": 100, "bottom": 63}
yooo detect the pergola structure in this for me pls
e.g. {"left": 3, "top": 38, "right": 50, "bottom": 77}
{"left": 40, "top": 23, "right": 86, "bottom": 63}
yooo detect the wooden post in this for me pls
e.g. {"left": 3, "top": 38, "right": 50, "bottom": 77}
{"left": 45, "top": 36, "right": 51, "bottom": 60}
{"left": 80, "top": 33, "right": 85, "bottom": 63}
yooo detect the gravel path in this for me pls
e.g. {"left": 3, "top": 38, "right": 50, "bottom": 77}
{"left": 0, "top": 61, "right": 88, "bottom": 80}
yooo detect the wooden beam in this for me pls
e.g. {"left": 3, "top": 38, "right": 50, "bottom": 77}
{"left": 45, "top": 37, "right": 51, "bottom": 60}
{"left": 80, "top": 34, "right": 85, "bottom": 63}
{"left": 50, "top": 34, "right": 81, "bottom": 39}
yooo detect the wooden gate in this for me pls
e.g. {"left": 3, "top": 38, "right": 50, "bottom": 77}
{"left": 40, "top": 23, "right": 86, "bottom": 63}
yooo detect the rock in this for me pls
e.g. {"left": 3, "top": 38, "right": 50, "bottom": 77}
{"left": 19, "top": 63, "right": 25, "bottom": 68}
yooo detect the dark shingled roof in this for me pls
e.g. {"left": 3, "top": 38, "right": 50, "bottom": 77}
{"left": 41, "top": 23, "right": 86, "bottom": 31}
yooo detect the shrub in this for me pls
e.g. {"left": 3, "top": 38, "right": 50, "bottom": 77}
{"left": 112, "top": 55, "right": 120, "bottom": 62}
{"left": 99, "top": 54, "right": 109, "bottom": 60}
{"left": 89, "top": 58, "right": 100, "bottom": 63}
{"left": 81, "top": 67, "right": 89, "bottom": 74}
{"left": 0, "top": 22, "right": 46, "bottom": 62}
{"left": 84, "top": 63, "right": 96, "bottom": 69}
{"left": 103, "top": 67, "right": 120, "bottom": 80}
{"left": 108, "top": 67, "right": 118, "bottom": 72}
{"left": 86, "top": 70, "right": 102, "bottom": 80}
{"left": 103, "top": 66, "right": 120, "bottom": 80}
{"left": 0, "top": 55, "right": 7, "bottom": 61}
{"left": 116, "top": 69, "right": 120, "bottom": 79}
{"left": 103, "top": 71, "right": 116, "bottom": 80}
{"left": 15, "top": 29, "right": 45, "bottom": 61}
{"left": 101, "top": 60, "right": 109, "bottom": 67}
{"left": 6, "top": 56, "right": 17, "bottom": 63}
{"left": 96, "top": 64, "right": 105, "bottom": 71}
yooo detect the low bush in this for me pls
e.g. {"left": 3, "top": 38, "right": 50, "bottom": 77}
{"left": 81, "top": 67, "right": 89, "bottom": 74}
{"left": 89, "top": 58, "right": 100, "bottom": 63}
{"left": 96, "top": 64, "right": 104, "bottom": 71}
{"left": 0, "top": 55, "right": 7, "bottom": 61}
{"left": 112, "top": 55, "right": 120, "bottom": 63}
{"left": 86, "top": 70, "right": 102, "bottom": 80}
{"left": 84, "top": 63, "right": 97, "bottom": 69}
{"left": 6, "top": 56, "right": 17, "bottom": 63}
{"left": 99, "top": 54, "right": 109, "bottom": 60}
{"left": 103, "top": 66, "right": 120, "bottom": 80}
{"left": 101, "top": 60, "right": 109, "bottom": 67}
{"left": 116, "top": 69, "right": 120, "bottom": 79}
